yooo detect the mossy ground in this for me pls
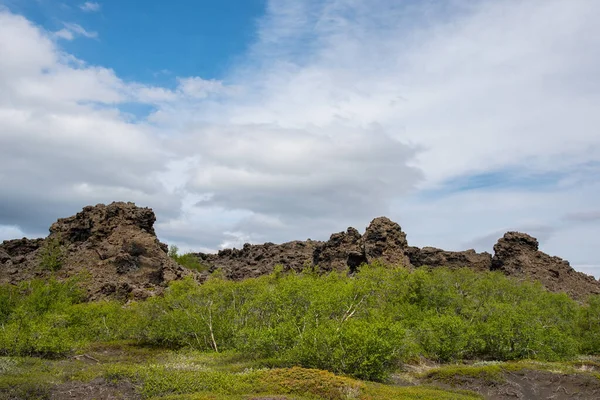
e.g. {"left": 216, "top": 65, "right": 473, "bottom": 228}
{"left": 0, "top": 341, "right": 481, "bottom": 400}
{"left": 3, "top": 342, "right": 600, "bottom": 400}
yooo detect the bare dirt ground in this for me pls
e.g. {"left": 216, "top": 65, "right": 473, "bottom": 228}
{"left": 432, "top": 369, "right": 600, "bottom": 400}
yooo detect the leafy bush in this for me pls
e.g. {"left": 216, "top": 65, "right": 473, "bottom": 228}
{"left": 38, "top": 238, "right": 64, "bottom": 271}
{"left": 579, "top": 295, "right": 600, "bottom": 354}
{"left": 0, "top": 278, "right": 84, "bottom": 356}
{"left": 168, "top": 245, "right": 208, "bottom": 272}
{"left": 0, "top": 284, "right": 18, "bottom": 325}
{"left": 416, "top": 313, "right": 474, "bottom": 361}
{"left": 0, "top": 265, "right": 598, "bottom": 379}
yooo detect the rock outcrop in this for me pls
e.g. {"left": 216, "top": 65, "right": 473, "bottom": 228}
{"left": 195, "top": 218, "right": 600, "bottom": 300}
{"left": 313, "top": 228, "right": 364, "bottom": 272}
{"left": 2, "top": 204, "right": 599, "bottom": 301}
{"left": 198, "top": 217, "right": 494, "bottom": 279}
{"left": 198, "top": 240, "right": 319, "bottom": 280}
{"left": 492, "top": 232, "right": 600, "bottom": 299}
{"left": 362, "top": 217, "right": 412, "bottom": 267}
{"left": 407, "top": 247, "right": 492, "bottom": 272}
{"left": 0, "top": 202, "right": 197, "bottom": 300}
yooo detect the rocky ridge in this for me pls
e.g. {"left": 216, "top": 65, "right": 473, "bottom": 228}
{"left": 1, "top": 202, "right": 599, "bottom": 300}
{"left": 198, "top": 217, "right": 600, "bottom": 300}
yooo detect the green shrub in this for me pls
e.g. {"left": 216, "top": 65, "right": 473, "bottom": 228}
{"left": 287, "top": 319, "right": 415, "bottom": 381}
{"left": 416, "top": 313, "right": 474, "bottom": 361}
{"left": 168, "top": 245, "right": 208, "bottom": 272}
{"left": 579, "top": 295, "right": 600, "bottom": 354}
{"left": 0, "top": 285, "right": 18, "bottom": 324}
{"left": 0, "top": 278, "right": 84, "bottom": 356}
{"left": 0, "top": 264, "right": 597, "bottom": 379}
{"left": 38, "top": 238, "right": 64, "bottom": 272}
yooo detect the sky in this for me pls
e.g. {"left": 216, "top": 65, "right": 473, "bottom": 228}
{"left": 0, "top": 0, "right": 599, "bottom": 278}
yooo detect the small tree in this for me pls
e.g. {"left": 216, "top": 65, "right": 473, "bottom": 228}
{"left": 168, "top": 244, "right": 207, "bottom": 272}
{"left": 39, "top": 238, "right": 64, "bottom": 272}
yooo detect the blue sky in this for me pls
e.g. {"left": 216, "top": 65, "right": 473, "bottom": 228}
{"left": 5, "top": 0, "right": 265, "bottom": 85}
{"left": 0, "top": 0, "right": 599, "bottom": 277}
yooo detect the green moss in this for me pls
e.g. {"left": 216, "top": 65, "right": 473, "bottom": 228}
{"left": 422, "top": 364, "right": 508, "bottom": 385}
{"left": 0, "top": 357, "right": 57, "bottom": 399}
{"left": 364, "top": 384, "right": 482, "bottom": 400}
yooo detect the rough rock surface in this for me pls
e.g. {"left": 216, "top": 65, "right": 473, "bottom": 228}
{"left": 199, "top": 217, "right": 494, "bottom": 277}
{"left": 313, "top": 228, "right": 365, "bottom": 272}
{"left": 361, "top": 217, "right": 412, "bottom": 267}
{"left": 0, "top": 202, "right": 197, "bottom": 300}
{"left": 407, "top": 246, "right": 492, "bottom": 272}
{"left": 2, "top": 205, "right": 599, "bottom": 301}
{"left": 197, "top": 240, "right": 319, "bottom": 280}
{"left": 492, "top": 232, "right": 600, "bottom": 300}
{"left": 196, "top": 218, "right": 600, "bottom": 300}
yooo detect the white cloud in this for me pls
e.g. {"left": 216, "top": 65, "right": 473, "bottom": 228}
{"left": 0, "top": 225, "right": 26, "bottom": 242}
{"left": 53, "top": 28, "right": 74, "bottom": 40}
{"left": 131, "top": 85, "right": 178, "bottom": 103}
{"left": 223, "top": 0, "right": 600, "bottom": 188}
{"left": 177, "top": 77, "right": 228, "bottom": 99}
{"left": 57, "top": 22, "right": 98, "bottom": 40}
{"left": 0, "top": 10, "right": 181, "bottom": 233}
{"left": 80, "top": 2, "right": 100, "bottom": 13}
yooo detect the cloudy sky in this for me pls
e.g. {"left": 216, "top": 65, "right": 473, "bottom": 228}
{"left": 0, "top": 0, "right": 599, "bottom": 277}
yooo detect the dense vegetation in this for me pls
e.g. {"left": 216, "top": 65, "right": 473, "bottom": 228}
{"left": 1, "top": 264, "right": 599, "bottom": 382}
{"left": 168, "top": 245, "right": 209, "bottom": 272}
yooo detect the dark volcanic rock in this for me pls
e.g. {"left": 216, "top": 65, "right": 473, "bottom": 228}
{"left": 196, "top": 221, "right": 599, "bottom": 300}
{"left": 197, "top": 240, "right": 319, "bottom": 280}
{"left": 1, "top": 238, "right": 44, "bottom": 257}
{"left": 492, "top": 232, "right": 600, "bottom": 300}
{"left": 407, "top": 246, "right": 492, "bottom": 272}
{"left": 362, "top": 217, "right": 412, "bottom": 267}
{"left": 0, "top": 202, "right": 198, "bottom": 300}
{"left": 0, "top": 248, "right": 10, "bottom": 264}
{"left": 2, "top": 204, "right": 599, "bottom": 302}
{"left": 313, "top": 227, "right": 365, "bottom": 272}
{"left": 49, "top": 202, "right": 157, "bottom": 242}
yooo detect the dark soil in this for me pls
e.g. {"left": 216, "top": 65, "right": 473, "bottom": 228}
{"left": 436, "top": 369, "right": 600, "bottom": 400}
